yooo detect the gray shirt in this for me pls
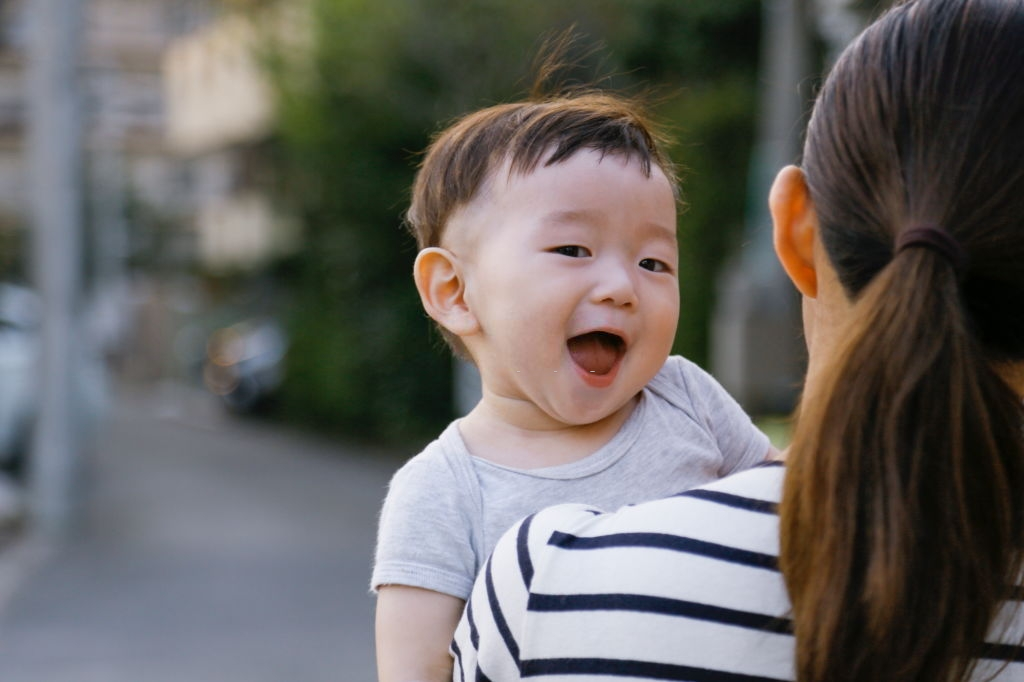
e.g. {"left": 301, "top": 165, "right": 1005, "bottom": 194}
{"left": 371, "top": 355, "right": 769, "bottom": 600}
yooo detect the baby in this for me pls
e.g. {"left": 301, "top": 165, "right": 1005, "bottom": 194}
{"left": 372, "top": 89, "right": 773, "bottom": 682}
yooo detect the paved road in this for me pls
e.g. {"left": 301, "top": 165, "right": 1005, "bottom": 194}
{"left": 0, "top": 385, "right": 399, "bottom": 682}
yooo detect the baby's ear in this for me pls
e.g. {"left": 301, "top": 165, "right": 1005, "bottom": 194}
{"left": 413, "top": 248, "right": 480, "bottom": 337}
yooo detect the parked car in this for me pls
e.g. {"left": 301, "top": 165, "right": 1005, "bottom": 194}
{"left": 0, "top": 283, "right": 109, "bottom": 479}
{"left": 0, "top": 284, "right": 38, "bottom": 475}
{"left": 202, "top": 318, "right": 287, "bottom": 414}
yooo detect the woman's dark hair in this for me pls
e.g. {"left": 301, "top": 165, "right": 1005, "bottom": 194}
{"left": 779, "top": 0, "right": 1024, "bottom": 680}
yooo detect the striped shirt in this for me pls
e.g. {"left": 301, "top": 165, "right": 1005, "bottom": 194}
{"left": 452, "top": 462, "right": 1024, "bottom": 681}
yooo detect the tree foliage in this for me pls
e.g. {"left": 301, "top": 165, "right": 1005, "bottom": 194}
{"left": 265, "top": 0, "right": 760, "bottom": 445}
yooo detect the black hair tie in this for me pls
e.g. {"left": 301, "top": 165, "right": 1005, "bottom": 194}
{"left": 895, "top": 226, "right": 968, "bottom": 275}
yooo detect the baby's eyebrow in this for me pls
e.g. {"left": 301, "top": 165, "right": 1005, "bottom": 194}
{"left": 541, "top": 209, "right": 677, "bottom": 244}
{"left": 541, "top": 209, "right": 600, "bottom": 226}
{"left": 642, "top": 221, "right": 679, "bottom": 243}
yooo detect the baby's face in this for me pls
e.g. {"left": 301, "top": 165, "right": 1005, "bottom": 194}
{"left": 447, "top": 148, "right": 679, "bottom": 429}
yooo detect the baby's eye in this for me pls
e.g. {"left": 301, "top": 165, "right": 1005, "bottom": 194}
{"left": 639, "top": 258, "right": 671, "bottom": 273}
{"left": 551, "top": 245, "right": 592, "bottom": 258}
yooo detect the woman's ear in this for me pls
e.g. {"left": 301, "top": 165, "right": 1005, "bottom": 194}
{"left": 770, "top": 165, "right": 820, "bottom": 298}
{"left": 413, "top": 248, "right": 480, "bottom": 337}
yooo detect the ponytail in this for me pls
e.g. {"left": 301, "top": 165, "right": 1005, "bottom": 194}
{"left": 779, "top": 250, "right": 1024, "bottom": 681}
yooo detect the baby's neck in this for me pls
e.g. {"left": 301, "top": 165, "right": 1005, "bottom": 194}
{"left": 458, "top": 395, "right": 639, "bottom": 470}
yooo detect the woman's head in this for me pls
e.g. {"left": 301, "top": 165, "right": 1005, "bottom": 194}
{"left": 803, "top": 0, "right": 1024, "bottom": 362}
{"left": 777, "top": 1, "right": 1024, "bottom": 681}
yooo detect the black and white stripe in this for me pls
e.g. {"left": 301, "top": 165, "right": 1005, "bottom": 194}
{"left": 452, "top": 463, "right": 1024, "bottom": 680}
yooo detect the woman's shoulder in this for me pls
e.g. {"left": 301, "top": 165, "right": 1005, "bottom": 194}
{"left": 690, "top": 460, "right": 786, "bottom": 503}
{"left": 522, "top": 462, "right": 786, "bottom": 553}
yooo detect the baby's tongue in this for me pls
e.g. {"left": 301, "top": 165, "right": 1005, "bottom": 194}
{"left": 568, "top": 332, "right": 621, "bottom": 375}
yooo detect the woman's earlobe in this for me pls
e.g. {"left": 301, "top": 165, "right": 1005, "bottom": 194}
{"left": 412, "top": 248, "right": 480, "bottom": 336}
{"left": 770, "top": 165, "right": 819, "bottom": 298}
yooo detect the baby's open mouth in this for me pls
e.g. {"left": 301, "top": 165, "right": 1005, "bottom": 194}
{"left": 567, "top": 331, "right": 625, "bottom": 376}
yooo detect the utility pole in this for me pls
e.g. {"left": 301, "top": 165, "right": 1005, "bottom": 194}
{"left": 710, "top": 0, "right": 812, "bottom": 415}
{"left": 27, "top": 0, "right": 87, "bottom": 538}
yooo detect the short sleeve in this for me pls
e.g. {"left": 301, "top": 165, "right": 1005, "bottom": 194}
{"left": 371, "top": 453, "right": 480, "bottom": 600}
{"left": 668, "top": 356, "right": 770, "bottom": 476}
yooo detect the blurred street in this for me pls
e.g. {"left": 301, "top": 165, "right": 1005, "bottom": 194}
{"left": 0, "top": 385, "right": 396, "bottom": 682}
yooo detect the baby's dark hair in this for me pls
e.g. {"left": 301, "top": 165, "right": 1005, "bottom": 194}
{"left": 407, "top": 91, "right": 679, "bottom": 251}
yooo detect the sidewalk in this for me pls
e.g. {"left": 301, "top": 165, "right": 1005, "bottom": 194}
{"left": 0, "top": 385, "right": 398, "bottom": 682}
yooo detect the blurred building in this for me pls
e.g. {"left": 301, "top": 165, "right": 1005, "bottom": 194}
{"left": 0, "top": 0, "right": 305, "bottom": 382}
{"left": 0, "top": 0, "right": 222, "bottom": 264}
{"left": 162, "top": 0, "right": 306, "bottom": 274}
{"left": 0, "top": 0, "right": 230, "bottom": 382}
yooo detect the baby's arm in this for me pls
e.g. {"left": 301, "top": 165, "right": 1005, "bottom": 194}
{"left": 375, "top": 585, "right": 464, "bottom": 682}
{"left": 372, "top": 444, "right": 480, "bottom": 681}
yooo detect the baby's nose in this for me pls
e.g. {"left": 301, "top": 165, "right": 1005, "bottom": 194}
{"left": 592, "top": 264, "right": 639, "bottom": 307}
